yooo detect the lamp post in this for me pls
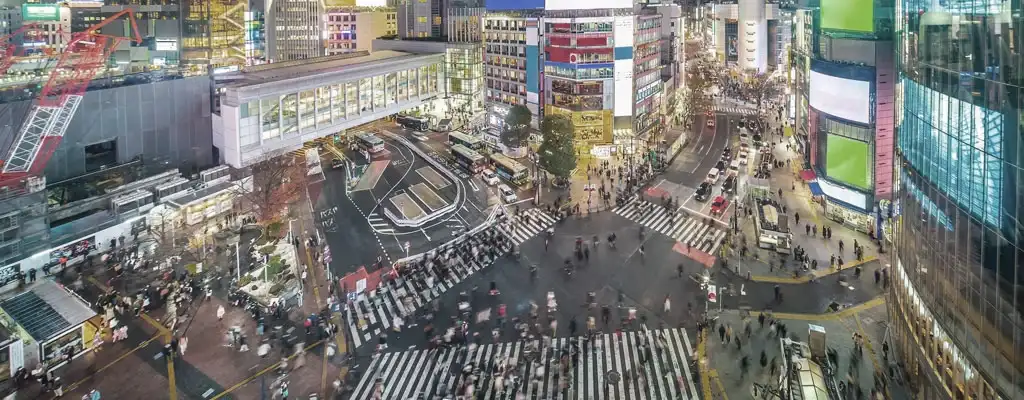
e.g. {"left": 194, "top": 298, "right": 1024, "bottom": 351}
{"left": 235, "top": 241, "right": 241, "bottom": 281}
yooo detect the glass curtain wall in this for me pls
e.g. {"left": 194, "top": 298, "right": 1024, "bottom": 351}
{"left": 242, "top": 62, "right": 442, "bottom": 141}
{"left": 891, "top": 0, "right": 1023, "bottom": 399}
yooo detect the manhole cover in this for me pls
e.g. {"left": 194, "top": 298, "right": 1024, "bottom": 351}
{"left": 605, "top": 370, "right": 620, "bottom": 384}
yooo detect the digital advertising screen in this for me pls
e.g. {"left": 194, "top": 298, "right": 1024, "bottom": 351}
{"left": 487, "top": 0, "right": 544, "bottom": 10}
{"left": 818, "top": 179, "right": 869, "bottom": 210}
{"left": 22, "top": 4, "right": 60, "bottom": 21}
{"left": 826, "top": 135, "right": 871, "bottom": 191}
{"left": 821, "top": 0, "right": 874, "bottom": 33}
{"left": 809, "top": 70, "right": 871, "bottom": 124}
{"left": 545, "top": 0, "right": 632, "bottom": 11}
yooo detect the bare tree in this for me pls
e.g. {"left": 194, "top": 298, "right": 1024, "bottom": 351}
{"left": 236, "top": 155, "right": 305, "bottom": 225}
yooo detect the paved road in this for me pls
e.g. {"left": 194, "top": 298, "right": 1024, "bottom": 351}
{"left": 348, "top": 328, "right": 699, "bottom": 400}
{"left": 662, "top": 113, "right": 735, "bottom": 187}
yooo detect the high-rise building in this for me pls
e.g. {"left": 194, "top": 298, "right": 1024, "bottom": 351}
{"left": 703, "top": 0, "right": 783, "bottom": 73}
{"left": 889, "top": 0, "right": 1024, "bottom": 398}
{"left": 180, "top": 0, "right": 252, "bottom": 68}
{"left": 789, "top": 0, "right": 895, "bottom": 237}
{"left": 482, "top": 12, "right": 542, "bottom": 150}
{"left": 267, "top": 0, "right": 325, "bottom": 61}
{"left": 324, "top": 8, "right": 397, "bottom": 55}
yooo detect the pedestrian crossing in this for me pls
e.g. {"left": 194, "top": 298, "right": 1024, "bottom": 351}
{"left": 494, "top": 207, "right": 559, "bottom": 245}
{"left": 713, "top": 105, "right": 758, "bottom": 116}
{"left": 342, "top": 244, "right": 501, "bottom": 349}
{"left": 613, "top": 197, "right": 727, "bottom": 255}
{"left": 349, "top": 328, "right": 700, "bottom": 400}
{"left": 367, "top": 212, "right": 393, "bottom": 234}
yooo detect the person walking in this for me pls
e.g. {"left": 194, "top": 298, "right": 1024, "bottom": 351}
{"left": 216, "top": 304, "right": 225, "bottom": 321}
{"left": 662, "top": 296, "right": 671, "bottom": 314}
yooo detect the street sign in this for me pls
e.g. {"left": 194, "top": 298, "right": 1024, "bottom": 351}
{"left": 707, "top": 284, "right": 717, "bottom": 303}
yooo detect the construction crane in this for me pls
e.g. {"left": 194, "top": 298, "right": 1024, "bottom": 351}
{"left": 0, "top": 10, "right": 142, "bottom": 196}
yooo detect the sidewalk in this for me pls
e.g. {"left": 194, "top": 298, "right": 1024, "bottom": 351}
{"left": 727, "top": 142, "right": 884, "bottom": 283}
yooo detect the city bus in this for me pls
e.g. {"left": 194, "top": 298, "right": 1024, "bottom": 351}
{"left": 489, "top": 153, "right": 529, "bottom": 185}
{"left": 448, "top": 131, "right": 484, "bottom": 151}
{"left": 397, "top": 114, "right": 430, "bottom": 131}
{"left": 355, "top": 133, "right": 385, "bottom": 153}
{"left": 451, "top": 144, "right": 486, "bottom": 173}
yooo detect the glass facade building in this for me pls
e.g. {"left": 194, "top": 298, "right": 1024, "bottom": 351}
{"left": 890, "top": 0, "right": 1023, "bottom": 399}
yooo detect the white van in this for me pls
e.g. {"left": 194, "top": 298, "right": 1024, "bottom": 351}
{"left": 482, "top": 169, "right": 500, "bottom": 185}
{"left": 706, "top": 168, "right": 721, "bottom": 184}
{"left": 498, "top": 184, "right": 517, "bottom": 203}
{"left": 728, "top": 160, "right": 741, "bottom": 176}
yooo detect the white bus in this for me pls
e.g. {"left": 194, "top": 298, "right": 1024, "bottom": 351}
{"left": 489, "top": 153, "right": 529, "bottom": 185}
{"left": 451, "top": 144, "right": 486, "bottom": 173}
{"left": 448, "top": 131, "right": 484, "bottom": 151}
{"left": 355, "top": 133, "right": 385, "bottom": 153}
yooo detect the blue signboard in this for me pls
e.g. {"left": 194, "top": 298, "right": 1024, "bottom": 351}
{"left": 486, "top": 0, "right": 544, "bottom": 10}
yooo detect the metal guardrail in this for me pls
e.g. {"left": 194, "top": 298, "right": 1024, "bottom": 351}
{"left": 391, "top": 205, "right": 501, "bottom": 267}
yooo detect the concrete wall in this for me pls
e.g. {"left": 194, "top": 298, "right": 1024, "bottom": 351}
{"left": 0, "top": 76, "right": 215, "bottom": 184}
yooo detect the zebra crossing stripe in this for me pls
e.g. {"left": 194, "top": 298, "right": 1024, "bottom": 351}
{"left": 344, "top": 232, "right": 510, "bottom": 349}
{"left": 495, "top": 208, "right": 558, "bottom": 245}
{"left": 349, "top": 328, "right": 699, "bottom": 400}
{"left": 614, "top": 197, "right": 726, "bottom": 255}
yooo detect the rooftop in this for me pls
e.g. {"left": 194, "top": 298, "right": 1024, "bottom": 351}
{"left": 0, "top": 280, "right": 96, "bottom": 342}
{"left": 222, "top": 51, "right": 435, "bottom": 88}
{"left": 167, "top": 181, "right": 236, "bottom": 209}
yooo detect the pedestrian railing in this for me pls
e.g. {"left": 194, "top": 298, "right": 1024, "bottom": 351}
{"left": 377, "top": 130, "right": 462, "bottom": 228}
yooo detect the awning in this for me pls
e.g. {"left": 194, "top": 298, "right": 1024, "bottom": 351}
{"left": 808, "top": 182, "right": 824, "bottom": 196}
{"left": 799, "top": 169, "right": 817, "bottom": 181}
{"left": 0, "top": 280, "right": 96, "bottom": 342}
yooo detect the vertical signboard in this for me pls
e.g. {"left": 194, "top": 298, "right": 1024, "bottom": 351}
{"left": 613, "top": 16, "right": 634, "bottom": 117}
{"left": 725, "top": 21, "right": 738, "bottom": 63}
{"left": 873, "top": 42, "right": 895, "bottom": 200}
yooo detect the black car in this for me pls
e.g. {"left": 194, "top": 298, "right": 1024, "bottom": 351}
{"left": 715, "top": 160, "right": 726, "bottom": 171}
{"left": 722, "top": 176, "right": 736, "bottom": 194}
{"left": 331, "top": 158, "right": 345, "bottom": 169}
{"left": 695, "top": 182, "right": 712, "bottom": 202}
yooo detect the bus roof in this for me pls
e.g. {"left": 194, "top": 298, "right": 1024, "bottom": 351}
{"left": 489, "top": 152, "right": 527, "bottom": 172}
{"left": 451, "top": 144, "right": 484, "bottom": 160}
{"left": 448, "top": 131, "right": 480, "bottom": 143}
{"left": 356, "top": 132, "right": 383, "bottom": 142}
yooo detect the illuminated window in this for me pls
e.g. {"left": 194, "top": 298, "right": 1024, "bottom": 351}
{"left": 417, "top": 16, "right": 427, "bottom": 23}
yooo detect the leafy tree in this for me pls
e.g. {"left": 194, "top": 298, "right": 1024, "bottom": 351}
{"left": 538, "top": 115, "right": 576, "bottom": 184}
{"left": 500, "top": 105, "right": 532, "bottom": 149}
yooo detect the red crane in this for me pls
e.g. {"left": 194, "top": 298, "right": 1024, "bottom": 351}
{"left": 0, "top": 10, "right": 142, "bottom": 196}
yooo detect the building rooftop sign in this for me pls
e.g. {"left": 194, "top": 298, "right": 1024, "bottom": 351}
{"left": 22, "top": 4, "right": 61, "bottom": 22}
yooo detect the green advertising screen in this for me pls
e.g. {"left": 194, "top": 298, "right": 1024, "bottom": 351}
{"left": 826, "top": 135, "right": 871, "bottom": 190}
{"left": 22, "top": 4, "right": 60, "bottom": 21}
{"left": 821, "top": 0, "right": 874, "bottom": 33}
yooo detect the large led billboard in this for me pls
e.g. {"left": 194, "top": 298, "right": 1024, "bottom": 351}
{"left": 486, "top": 0, "right": 543, "bottom": 10}
{"left": 819, "top": 179, "right": 869, "bottom": 210}
{"left": 23, "top": 4, "right": 60, "bottom": 21}
{"left": 809, "top": 70, "right": 871, "bottom": 124}
{"left": 821, "top": 0, "right": 873, "bottom": 33}
{"left": 826, "top": 135, "right": 871, "bottom": 190}
{"left": 545, "top": 0, "right": 632, "bottom": 11}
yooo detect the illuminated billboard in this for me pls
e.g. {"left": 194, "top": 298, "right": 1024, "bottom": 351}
{"left": 821, "top": 0, "right": 873, "bottom": 33}
{"left": 810, "top": 70, "right": 871, "bottom": 124}
{"left": 545, "top": 0, "right": 632, "bottom": 11}
{"left": 826, "top": 135, "right": 871, "bottom": 190}
{"left": 23, "top": 4, "right": 60, "bottom": 21}
{"left": 613, "top": 59, "right": 632, "bottom": 117}
{"left": 819, "top": 179, "right": 869, "bottom": 210}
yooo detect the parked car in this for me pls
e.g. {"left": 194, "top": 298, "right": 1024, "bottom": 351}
{"left": 711, "top": 196, "right": 729, "bottom": 215}
{"left": 738, "top": 152, "right": 749, "bottom": 165}
{"left": 707, "top": 119, "right": 716, "bottom": 128}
